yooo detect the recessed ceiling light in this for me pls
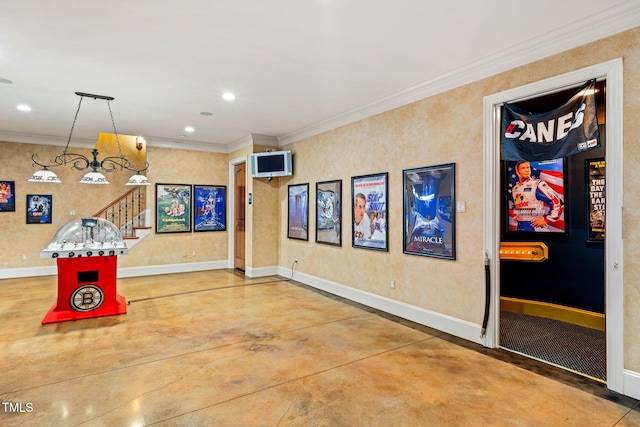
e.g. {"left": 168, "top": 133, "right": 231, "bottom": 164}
{"left": 17, "top": 104, "right": 32, "bottom": 111}
{"left": 184, "top": 126, "right": 195, "bottom": 133}
{"left": 222, "top": 92, "right": 235, "bottom": 101}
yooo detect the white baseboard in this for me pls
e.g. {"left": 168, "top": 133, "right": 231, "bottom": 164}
{"left": 623, "top": 370, "right": 640, "bottom": 400}
{"left": 117, "top": 260, "right": 228, "bottom": 278}
{"left": 0, "top": 266, "right": 56, "bottom": 279}
{"left": 278, "top": 266, "right": 484, "bottom": 345}
{"left": 245, "top": 265, "right": 280, "bottom": 278}
{"left": 0, "top": 260, "right": 228, "bottom": 280}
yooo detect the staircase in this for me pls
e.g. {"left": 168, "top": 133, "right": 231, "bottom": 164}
{"left": 93, "top": 186, "right": 152, "bottom": 247}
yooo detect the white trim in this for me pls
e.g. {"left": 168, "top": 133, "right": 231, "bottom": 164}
{"left": 117, "top": 261, "right": 227, "bottom": 278}
{"left": 229, "top": 155, "right": 248, "bottom": 270}
{"left": 483, "top": 59, "right": 624, "bottom": 393}
{"left": 280, "top": 4, "right": 640, "bottom": 146}
{"left": 246, "top": 265, "right": 280, "bottom": 278}
{"left": 623, "top": 369, "right": 640, "bottom": 400}
{"left": 0, "top": 266, "right": 56, "bottom": 279}
{"left": 279, "top": 267, "right": 483, "bottom": 345}
{"left": 0, "top": 260, "right": 229, "bottom": 280}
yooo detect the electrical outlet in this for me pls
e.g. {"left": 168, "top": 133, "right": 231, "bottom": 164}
{"left": 21, "top": 254, "right": 27, "bottom": 261}
{"left": 192, "top": 250, "right": 196, "bottom": 256}
{"left": 390, "top": 280, "right": 396, "bottom": 289}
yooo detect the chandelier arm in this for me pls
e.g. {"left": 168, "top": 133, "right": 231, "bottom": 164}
{"left": 56, "top": 152, "right": 91, "bottom": 171}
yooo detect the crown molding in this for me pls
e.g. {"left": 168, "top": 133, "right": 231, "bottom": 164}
{"left": 278, "top": 1, "right": 640, "bottom": 146}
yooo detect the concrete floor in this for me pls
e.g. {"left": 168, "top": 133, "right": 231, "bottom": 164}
{"left": 1, "top": 269, "right": 639, "bottom": 426}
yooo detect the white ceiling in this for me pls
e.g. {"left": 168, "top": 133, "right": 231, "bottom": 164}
{"left": 1, "top": 1, "right": 639, "bottom": 153}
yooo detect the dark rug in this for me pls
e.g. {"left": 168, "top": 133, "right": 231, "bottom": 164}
{"left": 500, "top": 311, "right": 606, "bottom": 381}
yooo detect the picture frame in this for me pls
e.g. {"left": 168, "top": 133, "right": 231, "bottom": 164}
{"left": 505, "top": 159, "right": 566, "bottom": 235}
{"left": 351, "top": 172, "right": 388, "bottom": 251}
{"left": 288, "top": 183, "right": 309, "bottom": 240}
{"left": 26, "top": 194, "right": 52, "bottom": 224}
{"left": 0, "top": 181, "right": 16, "bottom": 212}
{"left": 193, "top": 185, "right": 226, "bottom": 232}
{"left": 403, "top": 164, "right": 455, "bottom": 259}
{"left": 586, "top": 158, "right": 605, "bottom": 243}
{"left": 155, "top": 183, "right": 192, "bottom": 233}
{"left": 315, "top": 179, "right": 342, "bottom": 246}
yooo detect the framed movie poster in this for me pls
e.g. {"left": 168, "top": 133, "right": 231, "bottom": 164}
{"left": 505, "top": 158, "right": 566, "bottom": 234}
{"left": 26, "top": 194, "right": 52, "bottom": 224}
{"left": 0, "top": 181, "right": 15, "bottom": 212}
{"left": 316, "top": 179, "right": 342, "bottom": 246}
{"left": 403, "top": 164, "right": 455, "bottom": 259}
{"left": 288, "top": 183, "right": 309, "bottom": 240}
{"left": 352, "top": 172, "right": 387, "bottom": 251}
{"left": 193, "top": 185, "right": 226, "bottom": 232}
{"left": 587, "top": 158, "right": 605, "bottom": 242}
{"left": 156, "top": 183, "right": 192, "bottom": 233}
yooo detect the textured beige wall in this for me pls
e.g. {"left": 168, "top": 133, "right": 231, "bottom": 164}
{"left": 279, "top": 28, "right": 640, "bottom": 371}
{"left": 0, "top": 142, "right": 229, "bottom": 269}
{"left": 249, "top": 145, "right": 281, "bottom": 268}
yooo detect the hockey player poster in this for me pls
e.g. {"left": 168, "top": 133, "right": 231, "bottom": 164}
{"left": 403, "top": 164, "right": 455, "bottom": 260}
{"left": 505, "top": 159, "right": 565, "bottom": 234}
{"left": 352, "top": 172, "right": 387, "bottom": 251}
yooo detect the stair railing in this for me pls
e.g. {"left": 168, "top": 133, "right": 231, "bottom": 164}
{"left": 92, "top": 186, "right": 148, "bottom": 239}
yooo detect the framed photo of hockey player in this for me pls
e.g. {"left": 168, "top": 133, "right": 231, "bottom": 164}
{"left": 193, "top": 185, "right": 226, "bottom": 232}
{"left": 288, "top": 183, "right": 309, "bottom": 241}
{"left": 505, "top": 159, "right": 566, "bottom": 235}
{"left": 316, "top": 179, "right": 342, "bottom": 246}
{"left": 352, "top": 172, "right": 388, "bottom": 251}
{"left": 586, "top": 158, "right": 605, "bottom": 243}
{"left": 155, "top": 183, "right": 192, "bottom": 233}
{"left": 403, "top": 164, "right": 455, "bottom": 260}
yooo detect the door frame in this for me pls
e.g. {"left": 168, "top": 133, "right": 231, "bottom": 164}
{"left": 228, "top": 155, "right": 247, "bottom": 269}
{"left": 482, "top": 58, "right": 624, "bottom": 392}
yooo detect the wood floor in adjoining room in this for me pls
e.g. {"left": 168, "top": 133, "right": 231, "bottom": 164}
{"left": 1, "top": 269, "right": 639, "bottom": 426}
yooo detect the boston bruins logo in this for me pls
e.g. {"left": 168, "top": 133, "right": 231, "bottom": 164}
{"left": 71, "top": 285, "right": 104, "bottom": 312}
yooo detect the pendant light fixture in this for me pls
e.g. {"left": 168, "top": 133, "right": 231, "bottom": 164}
{"left": 28, "top": 92, "right": 150, "bottom": 185}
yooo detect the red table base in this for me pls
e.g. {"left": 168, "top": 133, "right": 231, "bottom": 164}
{"left": 42, "top": 256, "right": 127, "bottom": 325}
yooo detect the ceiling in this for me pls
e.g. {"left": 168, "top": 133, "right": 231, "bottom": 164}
{"left": 1, "top": 1, "right": 638, "bottom": 153}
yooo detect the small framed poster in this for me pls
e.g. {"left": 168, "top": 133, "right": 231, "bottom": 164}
{"left": 288, "top": 183, "right": 309, "bottom": 240}
{"left": 403, "top": 164, "right": 455, "bottom": 260}
{"left": 193, "top": 185, "right": 226, "bottom": 232}
{"left": 587, "top": 158, "right": 605, "bottom": 243}
{"left": 26, "top": 194, "right": 52, "bottom": 224}
{"left": 0, "top": 181, "right": 16, "bottom": 212}
{"left": 316, "top": 179, "right": 342, "bottom": 246}
{"left": 352, "top": 172, "right": 388, "bottom": 251}
{"left": 156, "top": 183, "right": 192, "bottom": 233}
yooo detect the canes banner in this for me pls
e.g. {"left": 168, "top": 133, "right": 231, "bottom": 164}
{"left": 501, "top": 79, "right": 600, "bottom": 161}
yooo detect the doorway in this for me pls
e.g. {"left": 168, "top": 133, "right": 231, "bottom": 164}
{"left": 482, "top": 59, "right": 624, "bottom": 392}
{"left": 498, "top": 83, "right": 606, "bottom": 380}
{"left": 234, "top": 162, "right": 246, "bottom": 271}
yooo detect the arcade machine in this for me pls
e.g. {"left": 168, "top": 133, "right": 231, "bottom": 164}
{"left": 40, "top": 217, "right": 129, "bottom": 324}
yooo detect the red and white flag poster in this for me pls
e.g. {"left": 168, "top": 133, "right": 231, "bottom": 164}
{"left": 506, "top": 158, "right": 565, "bottom": 233}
